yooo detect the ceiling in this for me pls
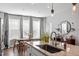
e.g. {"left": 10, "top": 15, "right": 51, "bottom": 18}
{"left": 0, "top": 3, "right": 78, "bottom": 17}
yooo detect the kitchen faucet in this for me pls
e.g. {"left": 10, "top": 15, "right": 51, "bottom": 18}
{"left": 50, "top": 32, "right": 57, "bottom": 46}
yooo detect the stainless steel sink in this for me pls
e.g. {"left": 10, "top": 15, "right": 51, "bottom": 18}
{"left": 36, "top": 44, "right": 63, "bottom": 53}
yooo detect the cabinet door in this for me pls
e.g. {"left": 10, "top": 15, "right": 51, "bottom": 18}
{"left": 27, "top": 45, "right": 31, "bottom": 56}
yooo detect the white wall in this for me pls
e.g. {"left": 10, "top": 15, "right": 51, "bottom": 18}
{"left": 46, "top": 3, "right": 79, "bottom": 45}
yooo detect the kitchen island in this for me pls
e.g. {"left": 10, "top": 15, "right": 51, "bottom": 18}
{"left": 26, "top": 40, "right": 79, "bottom": 56}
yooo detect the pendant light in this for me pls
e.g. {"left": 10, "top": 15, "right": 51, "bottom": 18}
{"left": 72, "top": 3, "right": 77, "bottom": 14}
{"left": 51, "top": 3, "right": 54, "bottom": 16}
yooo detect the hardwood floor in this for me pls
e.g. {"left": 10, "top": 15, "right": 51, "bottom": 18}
{"left": 2, "top": 47, "right": 28, "bottom": 56}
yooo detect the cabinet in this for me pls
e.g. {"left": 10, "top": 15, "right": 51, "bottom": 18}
{"left": 30, "top": 46, "right": 46, "bottom": 56}
{"left": 66, "top": 39, "right": 75, "bottom": 45}
{"left": 56, "top": 37, "right": 75, "bottom": 45}
{"left": 27, "top": 45, "right": 31, "bottom": 56}
{"left": 27, "top": 45, "right": 46, "bottom": 56}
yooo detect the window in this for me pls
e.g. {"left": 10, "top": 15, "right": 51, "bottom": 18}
{"left": 1, "top": 13, "right": 44, "bottom": 48}
{"left": 0, "top": 13, "right": 4, "bottom": 49}
{"left": 0, "top": 13, "right": 4, "bottom": 41}
{"left": 1, "top": 18, "right": 3, "bottom": 40}
{"left": 32, "top": 18, "right": 40, "bottom": 39}
{"left": 8, "top": 15, "right": 20, "bottom": 40}
{"left": 23, "top": 17, "right": 30, "bottom": 39}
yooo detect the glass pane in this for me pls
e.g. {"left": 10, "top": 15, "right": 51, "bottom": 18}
{"left": 9, "top": 15, "right": 20, "bottom": 40}
{"left": 32, "top": 18, "right": 40, "bottom": 39}
{"left": 62, "top": 22, "right": 67, "bottom": 34}
{"left": 1, "top": 18, "right": 5, "bottom": 49}
{"left": 23, "top": 17, "right": 30, "bottom": 39}
{"left": 0, "top": 12, "right": 4, "bottom": 49}
{"left": 1, "top": 18, "right": 3, "bottom": 40}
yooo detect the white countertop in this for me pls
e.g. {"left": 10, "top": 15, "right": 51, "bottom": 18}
{"left": 26, "top": 40, "right": 79, "bottom": 56}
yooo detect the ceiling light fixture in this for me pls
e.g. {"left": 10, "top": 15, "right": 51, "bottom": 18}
{"left": 51, "top": 3, "right": 54, "bottom": 16}
{"left": 72, "top": 3, "right": 77, "bottom": 15}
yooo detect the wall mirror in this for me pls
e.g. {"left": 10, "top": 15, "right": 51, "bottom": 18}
{"left": 57, "top": 21, "right": 71, "bottom": 35}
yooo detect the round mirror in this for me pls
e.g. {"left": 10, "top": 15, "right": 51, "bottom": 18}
{"left": 58, "top": 21, "right": 71, "bottom": 35}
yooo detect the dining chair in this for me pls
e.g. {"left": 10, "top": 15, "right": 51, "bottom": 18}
{"left": 17, "top": 41, "right": 27, "bottom": 56}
